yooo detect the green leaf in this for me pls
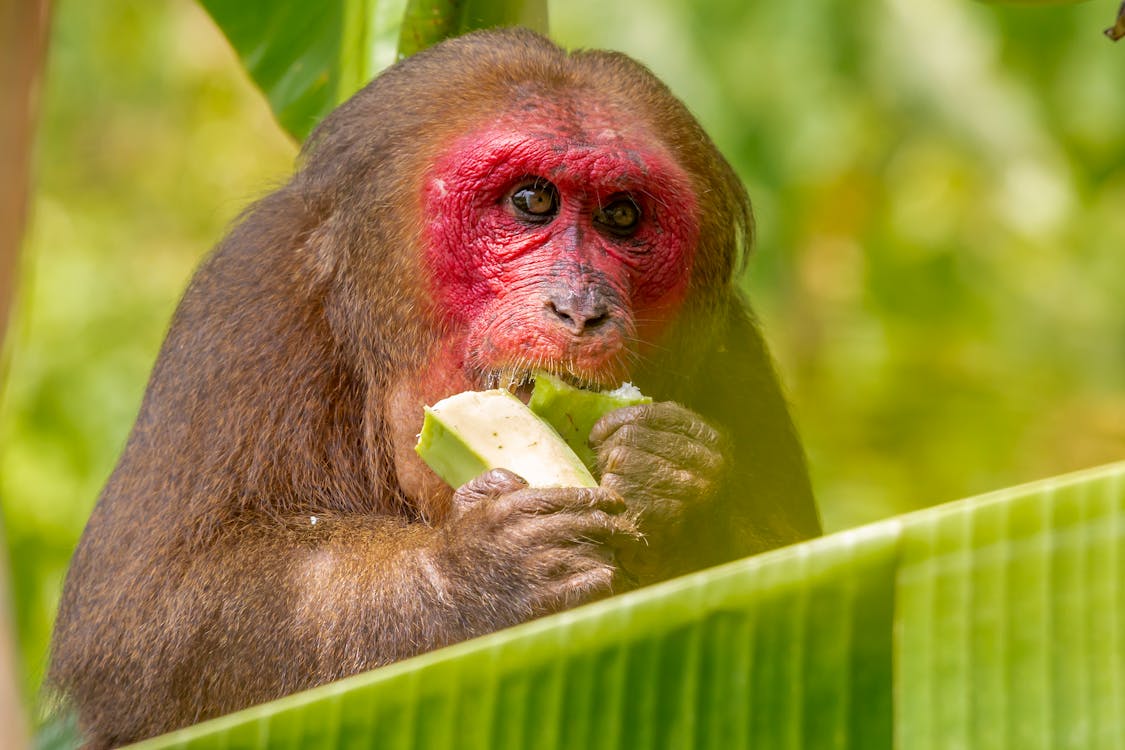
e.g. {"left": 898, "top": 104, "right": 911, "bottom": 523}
{"left": 199, "top": 0, "right": 548, "bottom": 143}
{"left": 398, "top": 0, "right": 548, "bottom": 58}
{"left": 33, "top": 708, "right": 80, "bottom": 750}
{"left": 130, "top": 461, "right": 1125, "bottom": 749}
{"left": 198, "top": 1, "right": 345, "bottom": 142}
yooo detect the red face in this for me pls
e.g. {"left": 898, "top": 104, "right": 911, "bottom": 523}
{"left": 422, "top": 102, "right": 700, "bottom": 391}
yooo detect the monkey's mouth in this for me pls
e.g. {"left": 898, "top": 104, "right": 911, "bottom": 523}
{"left": 511, "top": 379, "right": 536, "bottom": 404}
{"left": 482, "top": 368, "right": 605, "bottom": 404}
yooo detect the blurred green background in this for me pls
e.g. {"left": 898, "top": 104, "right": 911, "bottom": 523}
{"left": 2, "top": 0, "right": 1123, "bottom": 717}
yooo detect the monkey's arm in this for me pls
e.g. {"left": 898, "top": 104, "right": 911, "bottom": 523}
{"left": 52, "top": 474, "right": 629, "bottom": 745}
{"left": 595, "top": 298, "right": 821, "bottom": 585}
{"left": 699, "top": 300, "right": 822, "bottom": 547}
{"left": 179, "top": 478, "right": 630, "bottom": 697}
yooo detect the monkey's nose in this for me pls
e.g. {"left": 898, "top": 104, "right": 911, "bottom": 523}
{"left": 545, "top": 293, "right": 611, "bottom": 335}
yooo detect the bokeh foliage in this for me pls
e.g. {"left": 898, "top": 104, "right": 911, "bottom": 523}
{"left": 2, "top": 0, "right": 1123, "bottom": 720}
{"left": 551, "top": 0, "right": 1125, "bottom": 523}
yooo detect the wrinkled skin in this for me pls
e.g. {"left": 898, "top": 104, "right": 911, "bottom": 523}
{"left": 593, "top": 403, "right": 728, "bottom": 583}
{"left": 48, "top": 29, "right": 820, "bottom": 748}
{"left": 445, "top": 469, "right": 636, "bottom": 612}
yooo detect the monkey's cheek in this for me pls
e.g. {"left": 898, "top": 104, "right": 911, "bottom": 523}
{"left": 386, "top": 370, "right": 473, "bottom": 522}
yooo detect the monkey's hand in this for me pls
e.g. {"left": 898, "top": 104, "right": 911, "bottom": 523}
{"left": 590, "top": 402, "right": 728, "bottom": 584}
{"left": 436, "top": 469, "right": 638, "bottom": 623}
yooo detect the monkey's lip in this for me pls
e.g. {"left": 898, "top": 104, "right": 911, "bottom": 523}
{"left": 483, "top": 368, "right": 604, "bottom": 403}
{"left": 512, "top": 381, "right": 536, "bottom": 404}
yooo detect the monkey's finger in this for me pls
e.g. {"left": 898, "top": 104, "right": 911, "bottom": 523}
{"left": 529, "top": 542, "right": 615, "bottom": 576}
{"left": 495, "top": 486, "right": 627, "bottom": 517}
{"left": 506, "top": 509, "right": 637, "bottom": 550}
{"left": 531, "top": 561, "right": 617, "bottom": 614}
{"left": 600, "top": 450, "right": 715, "bottom": 501}
{"left": 590, "top": 402, "right": 723, "bottom": 449}
{"left": 458, "top": 487, "right": 622, "bottom": 538}
{"left": 453, "top": 468, "right": 529, "bottom": 507}
{"left": 604, "top": 468, "right": 713, "bottom": 503}
{"left": 595, "top": 423, "right": 724, "bottom": 477}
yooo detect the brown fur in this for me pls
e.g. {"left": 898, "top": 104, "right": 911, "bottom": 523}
{"left": 48, "top": 29, "right": 820, "bottom": 748}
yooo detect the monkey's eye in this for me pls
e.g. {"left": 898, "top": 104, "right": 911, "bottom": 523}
{"left": 509, "top": 179, "right": 559, "bottom": 223}
{"left": 593, "top": 197, "right": 642, "bottom": 237}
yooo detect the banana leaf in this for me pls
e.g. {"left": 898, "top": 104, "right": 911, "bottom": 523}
{"left": 126, "top": 461, "right": 1125, "bottom": 749}
{"left": 198, "top": 0, "right": 548, "bottom": 142}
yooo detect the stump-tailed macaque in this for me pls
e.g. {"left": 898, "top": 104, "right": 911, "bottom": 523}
{"left": 49, "top": 28, "right": 820, "bottom": 747}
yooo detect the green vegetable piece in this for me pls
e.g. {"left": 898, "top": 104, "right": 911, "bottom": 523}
{"left": 528, "top": 372, "right": 652, "bottom": 472}
{"left": 415, "top": 389, "right": 597, "bottom": 489}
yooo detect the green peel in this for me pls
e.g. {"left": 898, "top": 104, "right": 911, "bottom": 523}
{"left": 415, "top": 389, "right": 597, "bottom": 489}
{"left": 414, "top": 374, "right": 651, "bottom": 489}
{"left": 528, "top": 372, "right": 652, "bottom": 471}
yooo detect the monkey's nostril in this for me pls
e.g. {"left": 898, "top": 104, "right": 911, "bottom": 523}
{"left": 584, "top": 311, "right": 610, "bottom": 330}
{"left": 545, "top": 296, "right": 609, "bottom": 335}
{"left": 546, "top": 300, "right": 575, "bottom": 327}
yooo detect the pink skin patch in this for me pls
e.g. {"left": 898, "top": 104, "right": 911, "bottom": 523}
{"left": 422, "top": 104, "right": 700, "bottom": 391}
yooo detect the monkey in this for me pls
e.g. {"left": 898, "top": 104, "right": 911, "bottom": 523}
{"left": 47, "top": 28, "right": 821, "bottom": 748}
